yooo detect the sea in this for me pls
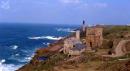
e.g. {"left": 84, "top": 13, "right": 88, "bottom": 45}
{"left": 0, "top": 24, "right": 78, "bottom": 71}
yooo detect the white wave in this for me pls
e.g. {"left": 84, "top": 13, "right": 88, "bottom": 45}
{"left": 8, "top": 56, "right": 31, "bottom": 63}
{"left": 9, "top": 56, "right": 30, "bottom": 63}
{"left": 9, "top": 52, "right": 34, "bottom": 63}
{"left": 0, "top": 59, "right": 5, "bottom": 65}
{"left": 0, "top": 59, "right": 22, "bottom": 71}
{"left": 21, "top": 53, "right": 34, "bottom": 63}
{"left": 47, "top": 43, "right": 50, "bottom": 45}
{"left": 0, "top": 64, "right": 21, "bottom": 71}
{"left": 10, "top": 45, "right": 19, "bottom": 50}
{"left": 43, "top": 42, "right": 50, "bottom": 45}
{"left": 15, "top": 54, "right": 19, "bottom": 56}
{"left": 43, "top": 43, "right": 46, "bottom": 45}
{"left": 56, "top": 28, "right": 76, "bottom": 33}
{"left": 24, "top": 57, "right": 32, "bottom": 62}
{"left": 21, "top": 50, "right": 28, "bottom": 53}
{"left": 28, "top": 36, "right": 63, "bottom": 40}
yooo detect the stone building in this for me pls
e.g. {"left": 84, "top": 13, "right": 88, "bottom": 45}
{"left": 63, "top": 37, "right": 82, "bottom": 54}
{"left": 63, "top": 21, "right": 103, "bottom": 55}
{"left": 62, "top": 22, "right": 87, "bottom": 55}
{"left": 63, "top": 36, "right": 86, "bottom": 55}
{"left": 62, "top": 25, "right": 87, "bottom": 55}
{"left": 86, "top": 25, "right": 103, "bottom": 49}
{"left": 68, "top": 43, "right": 86, "bottom": 56}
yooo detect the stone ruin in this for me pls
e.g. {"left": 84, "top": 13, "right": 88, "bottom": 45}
{"left": 62, "top": 21, "right": 104, "bottom": 56}
{"left": 103, "top": 40, "right": 130, "bottom": 57}
{"left": 85, "top": 25, "right": 103, "bottom": 50}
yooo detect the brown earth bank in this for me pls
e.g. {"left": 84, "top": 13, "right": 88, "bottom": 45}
{"left": 17, "top": 26, "right": 130, "bottom": 71}
{"left": 54, "top": 60, "right": 130, "bottom": 71}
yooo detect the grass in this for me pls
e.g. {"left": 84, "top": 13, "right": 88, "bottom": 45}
{"left": 103, "top": 26, "right": 130, "bottom": 39}
{"left": 35, "top": 53, "right": 67, "bottom": 71}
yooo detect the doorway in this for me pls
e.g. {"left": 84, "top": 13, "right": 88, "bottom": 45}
{"left": 90, "top": 42, "right": 92, "bottom": 47}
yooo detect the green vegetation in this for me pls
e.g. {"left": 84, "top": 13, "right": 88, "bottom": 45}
{"left": 103, "top": 26, "right": 130, "bottom": 39}
{"left": 34, "top": 53, "right": 67, "bottom": 71}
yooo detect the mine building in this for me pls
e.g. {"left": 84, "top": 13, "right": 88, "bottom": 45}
{"left": 86, "top": 25, "right": 103, "bottom": 49}
{"left": 62, "top": 20, "right": 103, "bottom": 55}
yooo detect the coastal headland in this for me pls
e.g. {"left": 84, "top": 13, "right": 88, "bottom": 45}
{"left": 17, "top": 24, "right": 130, "bottom": 71}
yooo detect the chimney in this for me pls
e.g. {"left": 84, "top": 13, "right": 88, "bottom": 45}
{"left": 76, "top": 30, "right": 80, "bottom": 40}
{"left": 82, "top": 20, "right": 86, "bottom": 32}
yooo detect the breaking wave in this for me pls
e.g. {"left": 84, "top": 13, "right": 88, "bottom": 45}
{"left": 0, "top": 59, "right": 22, "bottom": 71}
{"left": 9, "top": 51, "right": 34, "bottom": 63}
{"left": 28, "top": 36, "right": 63, "bottom": 40}
{"left": 43, "top": 42, "right": 50, "bottom": 45}
{"left": 10, "top": 45, "right": 19, "bottom": 50}
{"left": 8, "top": 56, "right": 31, "bottom": 63}
{"left": 56, "top": 28, "right": 76, "bottom": 33}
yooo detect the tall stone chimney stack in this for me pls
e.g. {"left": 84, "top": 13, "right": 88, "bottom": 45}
{"left": 76, "top": 30, "right": 80, "bottom": 40}
{"left": 82, "top": 20, "right": 86, "bottom": 32}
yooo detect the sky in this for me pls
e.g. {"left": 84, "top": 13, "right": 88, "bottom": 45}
{"left": 0, "top": 0, "right": 130, "bottom": 25}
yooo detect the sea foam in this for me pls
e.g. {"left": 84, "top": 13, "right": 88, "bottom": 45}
{"left": 9, "top": 50, "right": 34, "bottom": 63}
{"left": 28, "top": 36, "right": 63, "bottom": 40}
{"left": 43, "top": 42, "right": 50, "bottom": 45}
{"left": 56, "top": 28, "right": 76, "bottom": 33}
{"left": 0, "top": 59, "right": 21, "bottom": 71}
{"left": 10, "top": 45, "right": 19, "bottom": 50}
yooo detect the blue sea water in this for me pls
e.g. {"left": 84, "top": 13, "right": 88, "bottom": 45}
{"left": 0, "top": 24, "right": 77, "bottom": 71}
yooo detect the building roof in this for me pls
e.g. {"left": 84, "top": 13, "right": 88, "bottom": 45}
{"left": 71, "top": 43, "right": 86, "bottom": 51}
{"left": 64, "top": 37, "right": 82, "bottom": 45}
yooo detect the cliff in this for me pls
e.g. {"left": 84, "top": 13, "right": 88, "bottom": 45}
{"left": 17, "top": 25, "right": 130, "bottom": 71}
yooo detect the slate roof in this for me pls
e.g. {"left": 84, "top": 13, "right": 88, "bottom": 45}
{"left": 65, "top": 37, "right": 82, "bottom": 45}
{"left": 71, "top": 43, "right": 86, "bottom": 51}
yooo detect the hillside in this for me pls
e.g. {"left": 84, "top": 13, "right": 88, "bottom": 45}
{"left": 17, "top": 25, "right": 130, "bottom": 71}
